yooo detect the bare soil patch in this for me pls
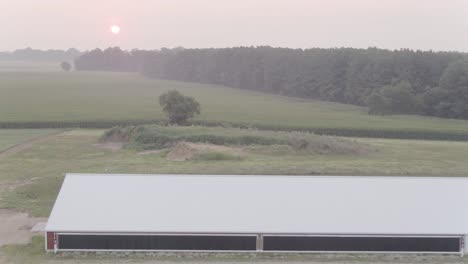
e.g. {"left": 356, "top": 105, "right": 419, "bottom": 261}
{"left": 166, "top": 142, "right": 196, "bottom": 161}
{"left": 93, "top": 142, "right": 123, "bottom": 151}
{"left": 0, "top": 177, "right": 42, "bottom": 195}
{"left": 0, "top": 209, "right": 47, "bottom": 247}
{"left": 137, "top": 149, "right": 165, "bottom": 155}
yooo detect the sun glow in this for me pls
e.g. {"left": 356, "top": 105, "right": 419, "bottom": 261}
{"left": 110, "top": 25, "right": 120, "bottom": 34}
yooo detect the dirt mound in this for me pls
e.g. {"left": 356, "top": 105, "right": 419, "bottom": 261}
{"left": 166, "top": 142, "right": 243, "bottom": 161}
{"left": 166, "top": 142, "right": 197, "bottom": 161}
{"left": 0, "top": 209, "right": 47, "bottom": 247}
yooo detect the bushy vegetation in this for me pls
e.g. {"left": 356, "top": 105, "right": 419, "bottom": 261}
{"left": 159, "top": 90, "right": 200, "bottom": 124}
{"left": 75, "top": 46, "right": 468, "bottom": 119}
{"left": 102, "top": 125, "right": 285, "bottom": 149}
{"left": 60, "top": 61, "right": 71, "bottom": 72}
{"left": 102, "top": 125, "right": 143, "bottom": 142}
{"left": 101, "top": 125, "right": 373, "bottom": 156}
{"left": 193, "top": 152, "right": 243, "bottom": 161}
{"left": 368, "top": 80, "right": 421, "bottom": 115}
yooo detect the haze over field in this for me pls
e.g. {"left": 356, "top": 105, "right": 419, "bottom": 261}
{"left": 1, "top": 0, "right": 468, "bottom": 52}
{"left": 3, "top": 1, "right": 468, "bottom": 263}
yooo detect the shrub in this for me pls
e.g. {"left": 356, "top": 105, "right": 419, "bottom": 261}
{"left": 131, "top": 134, "right": 284, "bottom": 150}
{"left": 101, "top": 125, "right": 286, "bottom": 149}
{"left": 60, "top": 61, "right": 71, "bottom": 72}
{"left": 101, "top": 126, "right": 142, "bottom": 142}
{"left": 194, "top": 152, "right": 242, "bottom": 161}
{"left": 159, "top": 90, "right": 200, "bottom": 124}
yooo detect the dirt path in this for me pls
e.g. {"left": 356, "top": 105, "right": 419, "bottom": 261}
{"left": 0, "top": 130, "right": 65, "bottom": 160}
{"left": 0, "top": 130, "right": 66, "bottom": 199}
{"left": 0, "top": 209, "right": 47, "bottom": 247}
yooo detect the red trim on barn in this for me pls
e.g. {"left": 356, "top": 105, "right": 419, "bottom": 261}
{"left": 46, "top": 232, "right": 55, "bottom": 250}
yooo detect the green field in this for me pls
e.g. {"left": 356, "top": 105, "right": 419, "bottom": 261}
{"left": 2, "top": 71, "right": 468, "bottom": 136}
{"left": 0, "top": 129, "right": 58, "bottom": 151}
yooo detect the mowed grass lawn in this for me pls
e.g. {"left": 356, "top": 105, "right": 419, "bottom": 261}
{"left": 2, "top": 71, "right": 468, "bottom": 134}
{"left": 1, "top": 129, "right": 468, "bottom": 218}
{"left": 2, "top": 129, "right": 468, "bottom": 264}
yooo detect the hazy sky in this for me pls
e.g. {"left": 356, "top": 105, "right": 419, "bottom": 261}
{"left": 1, "top": 0, "right": 468, "bottom": 52}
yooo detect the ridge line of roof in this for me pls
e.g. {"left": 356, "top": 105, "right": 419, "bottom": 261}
{"left": 64, "top": 173, "right": 468, "bottom": 180}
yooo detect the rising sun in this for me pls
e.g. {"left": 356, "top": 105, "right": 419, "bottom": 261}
{"left": 110, "top": 25, "right": 120, "bottom": 34}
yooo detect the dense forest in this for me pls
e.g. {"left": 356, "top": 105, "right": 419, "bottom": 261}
{"left": 74, "top": 47, "right": 468, "bottom": 119}
{"left": 0, "top": 48, "right": 81, "bottom": 62}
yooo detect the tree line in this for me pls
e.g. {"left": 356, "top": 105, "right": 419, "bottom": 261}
{"left": 0, "top": 48, "right": 81, "bottom": 62}
{"left": 74, "top": 46, "right": 468, "bottom": 119}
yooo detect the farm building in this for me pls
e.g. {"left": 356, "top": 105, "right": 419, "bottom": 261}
{"left": 46, "top": 173, "right": 468, "bottom": 254}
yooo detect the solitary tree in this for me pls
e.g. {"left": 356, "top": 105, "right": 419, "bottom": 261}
{"left": 60, "top": 61, "right": 71, "bottom": 72}
{"left": 159, "top": 90, "right": 200, "bottom": 124}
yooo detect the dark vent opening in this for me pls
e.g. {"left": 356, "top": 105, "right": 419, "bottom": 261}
{"left": 263, "top": 236, "right": 461, "bottom": 252}
{"left": 58, "top": 234, "right": 257, "bottom": 251}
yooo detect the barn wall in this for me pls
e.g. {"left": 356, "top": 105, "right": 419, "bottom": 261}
{"left": 464, "top": 235, "right": 468, "bottom": 254}
{"left": 51, "top": 233, "right": 464, "bottom": 254}
{"left": 46, "top": 232, "right": 55, "bottom": 251}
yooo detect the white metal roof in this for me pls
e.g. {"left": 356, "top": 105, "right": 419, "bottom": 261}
{"left": 46, "top": 174, "right": 468, "bottom": 235}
